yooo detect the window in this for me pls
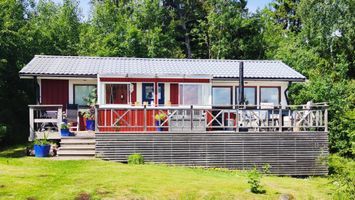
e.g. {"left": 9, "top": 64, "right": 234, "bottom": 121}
{"left": 260, "top": 87, "right": 280, "bottom": 105}
{"left": 158, "top": 83, "right": 164, "bottom": 105}
{"left": 74, "top": 85, "right": 96, "bottom": 106}
{"left": 235, "top": 87, "right": 256, "bottom": 105}
{"left": 105, "top": 84, "right": 129, "bottom": 104}
{"left": 212, "top": 87, "right": 232, "bottom": 106}
{"left": 179, "top": 84, "right": 210, "bottom": 106}
{"left": 142, "top": 83, "right": 155, "bottom": 105}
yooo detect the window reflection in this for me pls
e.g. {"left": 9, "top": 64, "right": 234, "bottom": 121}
{"left": 235, "top": 87, "right": 256, "bottom": 105}
{"left": 212, "top": 87, "right": 231, "bottom": 106}
{"left": 260, "top": 87, "right": 280, "bottom": 105}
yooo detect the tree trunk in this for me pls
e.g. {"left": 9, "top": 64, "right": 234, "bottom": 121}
{"left": 182, "top": 22, "right": 192, "bottom": 58}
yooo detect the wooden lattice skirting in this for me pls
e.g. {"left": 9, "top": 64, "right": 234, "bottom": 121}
{"left": 95, "top": 132, "right": 328, "bottom": 176}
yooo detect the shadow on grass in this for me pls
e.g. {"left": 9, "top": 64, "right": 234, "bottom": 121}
{"left": 0, "top": 145, "right": 27, "bottom": 158}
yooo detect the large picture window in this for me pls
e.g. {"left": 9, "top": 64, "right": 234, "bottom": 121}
{"left": 212, "top": 87, "right": 232, "bottom": 106}
{"left": 105, "top": 84, "right": 129, "bottom": 104}
{"left": 74, "top": 85, "right": 96, "bottom": 106}
{"left": 235, "top": 86, "right": 256, "bottom": 105}
{"left": 179, "top": 84, "right": 210, "bottom": 106}
{"left": 260, "top": 87, "right": 280, "bottom": 105}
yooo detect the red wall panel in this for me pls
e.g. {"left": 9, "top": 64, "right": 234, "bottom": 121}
{"left": 131, "top": 83, "right": 137, "bottom": 103}
{"left": 41, "top": 79, "right": 69, "bottom": 108}
{"left": 170, "top": 84, "right": 179, "bottom": 105}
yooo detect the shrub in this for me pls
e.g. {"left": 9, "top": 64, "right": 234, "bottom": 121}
{"left": 328, "top": 155, "right": 355, "bottom": 199}
{"left": 128, "top": 153, "right": 144, "bottom": 165}
{"left": 262, "top": 164, "right": 271, "bottom": 174}
{"left": 247, "top": 167, "right": 266, "bottom": 194}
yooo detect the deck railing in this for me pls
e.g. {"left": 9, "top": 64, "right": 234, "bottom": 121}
{"left": 28, "top": 105, "right": 63, "bottom": 140}
{"left": 95, "top": 103, "right": 328, "bottom": 133}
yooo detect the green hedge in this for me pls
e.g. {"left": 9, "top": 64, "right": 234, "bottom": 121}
{"left": 128, "top": 153, "right": 144, "bottom": 165}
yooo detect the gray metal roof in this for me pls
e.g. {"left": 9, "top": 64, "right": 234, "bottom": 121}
{"left": 19, "top": 55, "right": 306, "bottom": 81}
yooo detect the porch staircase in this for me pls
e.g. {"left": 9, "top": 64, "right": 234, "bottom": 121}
{"left": 57, "top": 136, "right": 96, "bottom": 158}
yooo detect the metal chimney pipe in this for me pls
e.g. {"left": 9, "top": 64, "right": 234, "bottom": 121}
{"left": 239, "top": 62, "right": 244, "bottom": 105}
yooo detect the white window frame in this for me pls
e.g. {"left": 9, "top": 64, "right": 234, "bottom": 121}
{"left": 99, "top": 81, "right": 132, "bottom": 107}
{"left": 178, "top": 83, "right": 211, "bottom": 108}
{"left": 141, "top": 82, "right": 156, "bottom": 106}
{"left": 73, "top": 84, "right": 97, "bottom": 106}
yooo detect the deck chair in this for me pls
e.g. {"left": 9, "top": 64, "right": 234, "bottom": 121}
{"left": 66, "top": 104, "right": 79, "bottom": 132}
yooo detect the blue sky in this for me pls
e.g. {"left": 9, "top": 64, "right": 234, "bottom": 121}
{"left": 55, "top": 0, "right": 273, "bottom": 20}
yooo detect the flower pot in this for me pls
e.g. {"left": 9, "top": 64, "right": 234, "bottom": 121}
{"left": 60, "top": 128, "right": 70, "bottom": 136}
{"left": 86, "top": 120, "right": 95, "bottom": 131}
{"left": 34, "top": 144, "right": 50, "bottom": 157}
{"left": 155, "top": 120, "right": 162, "bottom": 132}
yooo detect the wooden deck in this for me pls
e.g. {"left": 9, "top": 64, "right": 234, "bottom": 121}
{"left": 96, "top": 132, "right": 328, "bottom": 176}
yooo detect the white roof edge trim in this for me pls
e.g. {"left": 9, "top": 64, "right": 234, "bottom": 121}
{"left": 99, "top": 73, "right": 213, "bottom": 79}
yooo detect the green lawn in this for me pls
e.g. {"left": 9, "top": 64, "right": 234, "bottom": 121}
{"left": 0, "top": 146, "right": 334, "bottom": 200}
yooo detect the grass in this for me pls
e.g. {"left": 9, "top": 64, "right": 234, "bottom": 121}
{"left": 0, "top": 146, "right": 334, "bottom": 200}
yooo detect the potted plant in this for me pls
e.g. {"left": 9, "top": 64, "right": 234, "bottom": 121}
{"left": 33, "top": 133, "right": 51, "bottom": 157}
{"left": 83, "top": 88, "right": 97, "bottom": 131}
{"left": 154, "top": 112, "right": 167, "bottom": 131}
{"left": 60, "top": 123, "right": 71, "bottom": 136}
{"left": 83, "top": 108, "right": 95, "bottom": 131}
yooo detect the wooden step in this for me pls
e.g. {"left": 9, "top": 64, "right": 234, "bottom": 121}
{"left": 61, "top": 136, "right": 95, "bottom": 139}
{"left": 59, "top": 145, "right": 95, "bottom": 150}
{"left": 57, "top": 150, "right": 95, "bottom": 156}
{"left": 58, "top": 136, "right": 96, "bottom": 157}
{"left": 60, "top": 139, "right": 96, "bottom": 144}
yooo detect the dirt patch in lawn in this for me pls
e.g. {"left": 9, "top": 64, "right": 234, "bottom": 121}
{"left": 75, "top": 192, "right": 91, "bottom": 200}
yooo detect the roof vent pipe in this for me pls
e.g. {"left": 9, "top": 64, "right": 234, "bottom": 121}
{"left": 238, "top": 62, "right": 244, "bottom": 106}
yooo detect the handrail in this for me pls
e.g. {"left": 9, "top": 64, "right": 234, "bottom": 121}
{"left": 95, "top": 103, "right": 328, "bottom": 133}
{"left": 97, "top": 103, "right": 328, "bottom": 110}
{"left": 29, "top": 104, "right": 63, "bottom": 108}
{"left": 28, "top": 105, "right": 63, "bottom": 141}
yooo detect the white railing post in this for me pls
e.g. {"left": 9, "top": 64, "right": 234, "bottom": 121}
{"left": 57, "top": 106, "right": 63, "bottom": 131}
{"left": 236, "top": 105, "right": 239, "bottom": 132}
{"left": 95, "top": 105, "right": 99, "bottom": 132}
{"left": 29, "top": 106, "right": 34, "bottom": 141}
{"left": 279, "top": 107, "right": 282, "bottom": 132}
{"left": 190, "top": 105, "right": 193, "bottom": 131}
{"left": 143, "top": 104, "right": 147, "bottom": 132}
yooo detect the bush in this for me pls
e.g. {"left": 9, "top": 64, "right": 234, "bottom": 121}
{"left": 247, "top": 167, "right": 266, "bottom": 194}
{"left": 128, "top": 153, "right": 144, "bottom": 165}
{"left": 328, "top": 155, "right": 355, "bottom": 199}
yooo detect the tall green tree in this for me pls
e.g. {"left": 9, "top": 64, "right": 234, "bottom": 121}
{"left": 261, "top": 0, "right": 354, "bottom": 156}
{"left": 26, "top": 0, "right": 81, "bottom": 55}
{"left": 79, "top": 0, "right": 183, "bottom": 57}
{"left": 0, "top": 0, "right": 32, "bottom": 144}
{"left": 0, "top": 0, "right": 83, "bottom": 144}
{"left": 271, "top": 0, "right": 301, "bottom": 32}
{"left": 193, "top": 0, "right": 264, "bottom": 59}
